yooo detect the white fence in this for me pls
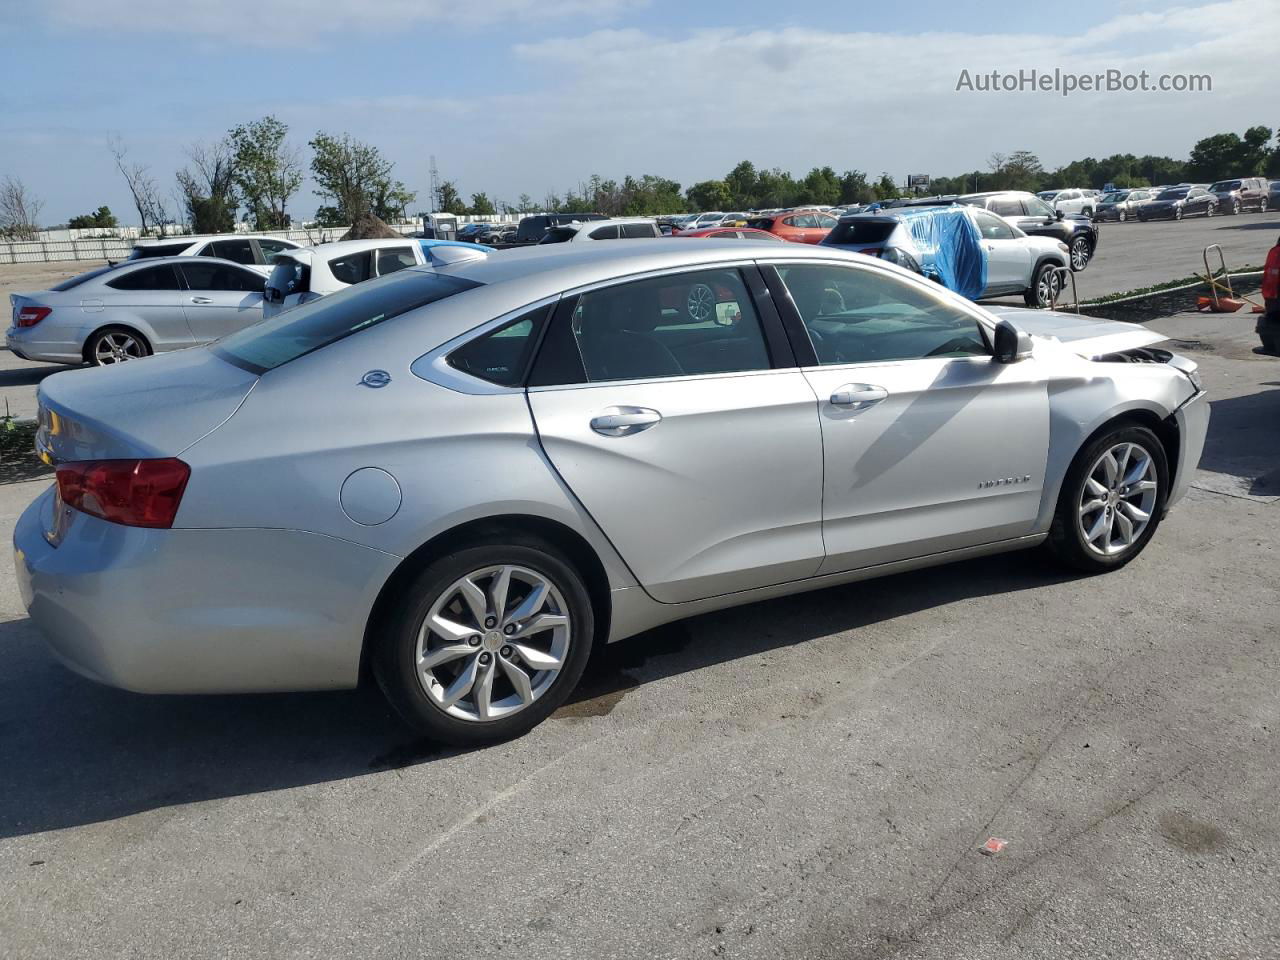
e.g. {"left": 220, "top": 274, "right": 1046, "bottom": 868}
{"left": 0, "top": 213, "right": 526, "bottom": 264}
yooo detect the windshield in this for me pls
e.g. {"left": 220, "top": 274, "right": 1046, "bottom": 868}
{"left": 1100, "top": 192, "right": 1126, "bottom": 202}
{"left": 214, "top": 268, "right": 481, "bottom": 373}
{"left": 1157, "top": 189, "right": 1187, "bottom": 200}
{"left": 1209, "top": 181, "right": 1240, "bottom": 192}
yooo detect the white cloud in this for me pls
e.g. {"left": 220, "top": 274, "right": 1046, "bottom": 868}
{"left": 29, "top": 0, "right": 644, "bottom": 44}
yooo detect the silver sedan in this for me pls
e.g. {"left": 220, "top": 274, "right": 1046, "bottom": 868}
{"left": 14, "top": 240, "right": 1209, "bottom": 744}
{"left": 7, "top": 256, "right": 267, "bottom": 365}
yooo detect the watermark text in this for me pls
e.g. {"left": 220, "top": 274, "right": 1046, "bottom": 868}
{"left": 956, "top": 68, "right": 1211, "bottom": 97}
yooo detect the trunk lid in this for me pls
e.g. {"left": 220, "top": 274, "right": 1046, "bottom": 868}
{"left": 982, "top": 306, "right": 1166, "bottom": 358}
{"left": 36, "top": 348, "right": 258, "bottom": 463}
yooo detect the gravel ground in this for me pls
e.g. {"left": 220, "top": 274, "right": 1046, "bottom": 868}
{"left": 0, "top": 238, "right": 1278, "bottom": 959}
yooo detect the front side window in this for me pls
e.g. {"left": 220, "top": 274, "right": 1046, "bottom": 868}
{"left": 328, "top": 250, "right": 374, "bottom": 285}
{"left": 447, "top": 305, "right": 550, "bottom": 386}
{"left": 215, "top": 269, "right": 481, "bottom": 373}
{"left": 775, "top": 263, "right": 987, "bottom": 365}
{"left": 588, "top": 225, "right": 620, "bottom": 240}
{"left": 621, "top": 222, "right": 657, "bottom": 239}
{"left": 106, "top": 264, "right": 181, "bottom": 291}
{"left": 1024, "top": 197, "right": 1055, "bottom": 217}
{"left": 180, "top": 262, "right": 264, "bottom": 292}
{"left": 567, "top": 268, "right": 772, "bottom": 382}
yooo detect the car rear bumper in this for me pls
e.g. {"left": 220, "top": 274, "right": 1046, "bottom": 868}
{"left": 6, "top": 326, "right": 83, "bottom": 364}
{"left": 14, "top": 486, "right": 400, "bottom": 694}
{"left": 1167, "top": 389, "right": 1210, "bottom": 511}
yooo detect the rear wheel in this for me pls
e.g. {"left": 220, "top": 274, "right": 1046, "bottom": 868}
{"left": 86, "top": 326, "right": 150, "bottom": 366}
{"left": 372, "top": 540, "right": 595, "bottom": 746}
{"left": 1048, "top": 425, "right": 1168, "bottom": 573}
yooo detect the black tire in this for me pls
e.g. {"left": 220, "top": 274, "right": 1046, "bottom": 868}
{"left": 1047, "top": 424, "right": 1169, "bottom": 573}
{"left": 372, "top": 538, "right": 595, "bottom": 746}
{"left": 1069, "top": 236, "right": 1092, "bottom": 271}
{"left": 84, "top": 325, "right": 152, "bottom": 366}
{"left": 1025, "top": 262, "right": 1060, "bottom": 308}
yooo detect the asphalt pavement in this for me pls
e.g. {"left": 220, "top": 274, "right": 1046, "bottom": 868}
{"left": 0, "top": 230, "right": 1278, "bottom": 959}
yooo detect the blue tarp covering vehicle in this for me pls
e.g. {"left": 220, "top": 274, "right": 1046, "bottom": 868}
{"left": 821, "top": 205, "right": 987, "bottom": 300}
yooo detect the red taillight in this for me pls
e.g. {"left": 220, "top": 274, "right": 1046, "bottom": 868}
{"left": 55, "top": 458, "right": 191, "bottom": 529}
{"left": 16, "top": 306, "right": 51, "bottom": 327}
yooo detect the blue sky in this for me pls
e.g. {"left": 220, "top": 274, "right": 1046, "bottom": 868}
{"left": 0, "top": 0, "right": 1273, "bottom": 224}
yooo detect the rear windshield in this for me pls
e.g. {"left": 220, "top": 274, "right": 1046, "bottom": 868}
{"left": 214, "top": 268, "right": 481, "bottom": 373}
{"left": 50, "top": 265, "right": 117, "bottom": 291}
{"left": 265, "top": 261, "right": 309, "bottom": 303}
{"left": 128, "top": 243, "right": 190, "bottom": 259}
{"left": 824, "top": 220, "right": 897, "bottom": 245}
{"left": 538, "top": 227, "right": 576, "bottom": 244}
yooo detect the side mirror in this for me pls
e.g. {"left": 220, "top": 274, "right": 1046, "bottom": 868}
{"left": 993, "top": 319, "right": 1033, "bottom": 363}
{"left": 1055, "top": 210, "right": 1065, "bottom": 221}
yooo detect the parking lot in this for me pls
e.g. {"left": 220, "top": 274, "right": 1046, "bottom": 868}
{"left": 2, "top": 218, "right": 1279, "bottom": 959}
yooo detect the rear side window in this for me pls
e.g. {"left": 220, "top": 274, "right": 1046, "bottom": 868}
{"left": 205, "top": 239, "right": 256, "bottom": 264}
{"left": 328, "top": 250, "right": 374, "bottom": 285}
{"left": 972, "top": 210, "right": 1015, "bottom": 240}
{"left": 376, "top": 247, "right": 416, "bottom": 275}
{"left": 589, "top": 225, "right": 620, "bottom": 240}
{"left": 180, "top": 262, "right": 264, "bottom": 292}
{"left": 989, "top": 199, "right": 1021, "bottom": 217}
{"left": 257, "top": 238, "right": 294, "bottom": 258}
{"left": 621, "top": 223, "right": 656, "bottom": 238}
{"left": 106, "top": 265, "right": 181, "bottom": 290}
{"left": 447, "top": 305, "right": 551, "bottom": 386}
{"left": 214, "top": 269, "right": 481, "bottom": 373}
{"left": 50, "top": 265, "right": 116, "bottom": 291}
{"left": 565, "top": 268, "right": 771, "bottom": 382}
{"left": 129, "top": 243, "right": 189, "bottom": 260}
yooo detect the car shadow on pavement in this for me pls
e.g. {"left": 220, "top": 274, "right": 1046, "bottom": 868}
{"left": 0, "top": 363, "right": 71, "bottom": 389}
{"left": 1199, "top": 385, "right": 1280, "bottom": 496}
{"left": 1211, "top": 218, "right": 1280, "bottom": 233}
{"left": 0, "top": 548, "right": 1081, "bottom": 840}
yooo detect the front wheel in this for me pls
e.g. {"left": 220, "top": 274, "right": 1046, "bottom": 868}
{"left": 1069, "top": 236, "right": 1092, "bottom": 271}
{"left": 1047, "top": 425, "right": 1168, "bottom": 573}
{"left": 1118, "top": 210, "right": 1128, "bottom": 222}
{"left": 1206, "top": 203, "right": 1216, "bottom": 218}
{"left": 1231, "top": 200, "right": 1240, "bottom": 215}
{"left": 372, "top": 540, "right": 595, "bottom": 746}
{"left": 1174, "top": 207, "right": 1183, "bottom": 221}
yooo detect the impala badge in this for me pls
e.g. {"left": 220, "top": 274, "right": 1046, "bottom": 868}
{"left": 978, "top": 475, "right": 1032, "bottom": 489}
{"left": 360, "top": 370, "right": 392, "bottom": 388}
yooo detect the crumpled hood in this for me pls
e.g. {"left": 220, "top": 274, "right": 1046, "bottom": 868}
{"left": 983, "top": 306, "right": 1166, "bottom": 358}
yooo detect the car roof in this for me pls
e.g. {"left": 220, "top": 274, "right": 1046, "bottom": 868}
{"left": 425, "top": 237, "right": 861, "bottom": 294}
{"left": 132, "top": 234, "right": 294, "bottom": 247}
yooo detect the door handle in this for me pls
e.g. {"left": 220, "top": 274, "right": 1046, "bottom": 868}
{"left": 590, "top": 406, "right": 662, "bottom": 437}
{"left": 190, "top": 296, "right": 213, "bottom": 305}
{"left": 830, "top": 383, "right": 888, "bottom": 408}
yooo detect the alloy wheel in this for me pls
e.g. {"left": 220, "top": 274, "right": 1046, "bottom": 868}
{"left": 1076, "top": 442, "right": 1158, "bottom": 557}
{"left": 1036, "top": 267, "right": 1061, "bottom": 308}
{"left": 93, "top": 331, "right": 144, "bottom": 365}
{"left": 1118, "top": 210, "right": 1127, "bottom": 222}
{"left": 686, "top": 283, "right": 716, "bottom": 322}
{"left": 1070, "top": 237, "right": 1090, "bottom": 270}
{"left": 415, "top": 564, "right": 571, "bottom": 722}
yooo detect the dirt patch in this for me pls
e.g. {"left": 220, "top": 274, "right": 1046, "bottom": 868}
{"left": 1158, "top": 811, "right": 1227, "bottom": 854}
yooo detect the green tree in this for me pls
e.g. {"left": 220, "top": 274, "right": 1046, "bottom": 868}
{"left": 437, "top": 180, "right": 467, "bottom": 215}
{"left": 724, "top": 161, "right": 759, "bottom": 208}
{"left": 469, "top": 192, "right": 497, "bottom": 216}
{"left": 686, "top": 179, "right": 733, "bottom": 212}
{"left": 797, "top": 166, "right": 840, "bottom": 206}
{"left": 310, "top": 131, "right": 412, "bottom": 223}
{"left": 177, "top": 138, "right": 237, "bottom": 234}
{"left": 228, "top": 116, "right": 302, "bottom": 229}
{"left": 67, "top": 205, "right": 117, "bottom": 229}
{"left": 838, "top": 170, "right": 871, "bottom": 204}
{"left": 874, "top": 173, "right": 898, "bottom": 199}
{"left": 516, "top": 193, "right": 536, "bottom": 214}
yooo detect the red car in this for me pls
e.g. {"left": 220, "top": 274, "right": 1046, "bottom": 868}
{"left": 745, "top": 210, "right": 838, "bottom": 244}
{"left": 673, "top": 226, "right": 788, "bottom": 242}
